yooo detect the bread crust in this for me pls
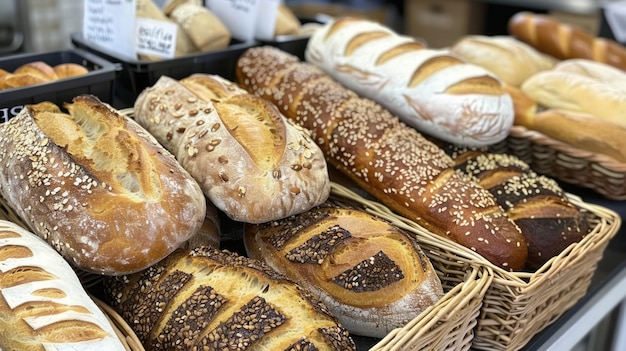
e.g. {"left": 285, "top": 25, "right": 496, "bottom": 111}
{"left": 0, "top": 96, "right": 207, "bottom": 275}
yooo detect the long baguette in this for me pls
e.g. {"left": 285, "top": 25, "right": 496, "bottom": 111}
{"left": 236, "top": 46, "right": 528, "bottom": 271}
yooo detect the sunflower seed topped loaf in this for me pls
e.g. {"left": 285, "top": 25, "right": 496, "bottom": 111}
{"left": 244, "top": 204, "right": 444, "bottom": 338}
{"left": 236, "top": 46, "right": 528, "bottom": 271}
{"left": 0, "top": 96, "right": 207, "bottom": 275}
{"left": 103, "top": 247, "right": 357, "bottom": 351}
{"left": 305, "top": 17, "right": 514, "bottom": 147}
{"left": 444, "top": 146, "right": 590, "bottom": 269}
{"left": 0, "top": 220, "right": 125, "bottom": 350}
{"left": 134, "top": 74, "right": 330, "bottom": 224}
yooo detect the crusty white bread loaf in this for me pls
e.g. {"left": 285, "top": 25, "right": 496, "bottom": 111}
{"left": 275, "top": 3, "right": 301, "bottom": 37}
{"left": 553, "top": 58, "right": 626, "bottom": 91}
{"left": 508, "top": 11, "right": 626, "bottom": 71}
{"left": 450, "top": 35, "right": 556, "bottom": 87}
{"left": 0, "top": 220, "right": 125, "bottom": 350}
{"left": 521, "top": 65, "right": 626, "bottom": 128}
{"left": 165, "top": 0, "right": 231, "bottom": 52}
{"left": 443, "top": 147, "right": 590, "bottom": 269}
{"left": 103, "top": 247, "right": 357, "bottom": 350}
{"left": 134, "top": 74, "right": 330, "bottom": 224}
{"left": 244, "top": 204, "right": 444, "bottom": 337}
{"left": 236, "top": 46, "right": 528, "bottom": 271}
{"left": 0, "top": 96, "right": 207, "bottom": 275}
{"left": 305, "top": 17, "right": 514, "bottom": 147}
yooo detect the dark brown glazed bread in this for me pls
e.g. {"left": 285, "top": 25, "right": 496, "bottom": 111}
{"left": 235, "top": 46, "right": 529, "bottom": 271}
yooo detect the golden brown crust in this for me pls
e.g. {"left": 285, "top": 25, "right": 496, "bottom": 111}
{"left": 243, "top": 205, "right": 443, "bottom": 337}
{"left": 103, "top": 247, "right": 357, "bottom": 350}
{"left": 53, "top": 63, "right": 89, "bottom": 79}
{"left": 0, "top": 96, "right": 207, "bottom": 275}
{"left": 236, "top": 46, "right": 528, "bottom": 271}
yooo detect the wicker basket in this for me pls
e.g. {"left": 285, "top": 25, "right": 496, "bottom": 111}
{"left": 335, "top": 181, "right": 620, "bottom": 351}
{"left": 331, "top": 183, "right": 493, "bottom": 351}
{"left": 490, "top": 125, "right": 626, "bottom": 200}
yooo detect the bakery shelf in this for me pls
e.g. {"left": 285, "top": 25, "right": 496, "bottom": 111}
{"left": 0, "top": 48, "right": 118, "bottom": 122}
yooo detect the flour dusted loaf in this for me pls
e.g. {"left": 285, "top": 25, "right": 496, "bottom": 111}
{"left": 236, "top": 46, "right": 528, "bottom": 271}
{"left": 444, "top": 147, "right": 590, "bottom": 269}
{"left": 0, "top": 96, "right": 207, "bottom": 275}
{"left": 0, "top": 220, "right": 125, "bottom": 350}
{"left": 244, "top": 204, "right": 444, "bottom": 337}
{"left": 103, "top": 246, "right": 357, "bottom": 350}
{"left": 134, "top": 74, "right": 330, "bottom": 223}
{"left": 305, "top": 17, "right": 514, "bottom": 147}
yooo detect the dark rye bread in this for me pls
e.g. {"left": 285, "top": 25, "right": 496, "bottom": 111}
{"left": 444, "top": 146, "right": 590, "bottom": 269}
{"left": 236, "top": 46, "right": 528, "bottom": 271}
{"left": 103, "top": 247, "right": 356, "bottom": 351}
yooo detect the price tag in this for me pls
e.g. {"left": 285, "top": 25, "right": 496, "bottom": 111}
{"left": 83, "top": 0, "right": 137, "bottom": 60}
{"left": 206, "top": 0, "right": 280, "bottom": 41}
{"left": 604, "top": 1, "right": 626, "bottom": 43}
{"left": 135, "top": 18, "right": 178, "bottom": 59}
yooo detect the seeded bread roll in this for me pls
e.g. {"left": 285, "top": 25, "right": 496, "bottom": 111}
{"left": 444, "top": 147, "right": 589, "bottom": 269}
{"left": 0, "top": 96, "right": 207, "bottom": 275}
{"left": 0, "top": 220, "right": 125, "bottom": 350}
{"left": 305, "top": 17, "right": 514, "bottom": 147}
{"left": 103, "top": 247, "right": 357, "bottom": 350}
{"left": 236, "top": 46, "right": 528, "bottom": 271}
{"left": 134, "top": 74, "right": 330, "bottom": 224}
{"left": 244, "top": 204, "right": 444, "bottom": 337}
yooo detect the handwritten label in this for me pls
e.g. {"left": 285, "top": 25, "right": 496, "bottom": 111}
{"left": 83, "top": 0, "right": 137, "bottom": 60}
{"left": 206, "top": 0, "right": 279, "bottom": 41}
{"left": 0, "top": 105, "right": 24, "bottom": 123}
{"left": 605, "top": 1, "right": 626, "bottom": 43}
{"left": 136, "top": 18, "right": 177, "bottom": 59}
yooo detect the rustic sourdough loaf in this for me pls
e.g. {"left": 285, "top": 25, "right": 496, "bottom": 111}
{"left": 0, "top": 96, "right": 207, "bottom": 275}
{"left": 236, "top": 46, "right": 528, "bottom": 271}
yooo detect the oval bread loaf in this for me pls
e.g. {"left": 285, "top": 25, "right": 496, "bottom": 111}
{"left": 103, "top": 247, "right": 357, "bottom": 350}
{"left": 0, "top": 96, "right": 207, "bottom": 275}
{"left": 244, "top": 204, "right": 444, "bottom": 337}
{"left": 0, "top": 220, "right": 125, "bottom": 350}
{"left": 134, "top": 74, "right": 331, "bottom": 224}
{"left": 305, "top": 17, "right": 514, "bottom": 147}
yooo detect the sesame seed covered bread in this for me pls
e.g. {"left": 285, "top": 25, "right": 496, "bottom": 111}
{"left": 243, "top": 204, "right": 444, "bottom": 338}
{"left": 444, "top": 147, "right": 590, "bottom": 269}
{"left": 305, "top": 17, "right": 514, "bottom": 147}
{"left": 0, "top": 220, "right": 125, "bottom": 350}
{"left": 0, "top": 96, "right": 207, "bottom": 275}
{"left": 134, "top": 74, "right": 331, "bottom": 224}
{"left": 103, "top": 247, "right": 357, "bottom": 350}
{"left": 236, "top": 46, "right": 528, "bottom": 271}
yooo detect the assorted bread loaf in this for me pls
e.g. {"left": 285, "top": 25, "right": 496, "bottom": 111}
{"left": 305, "top": 17, "right": 515, "bottom": 147}
{"left": 0, "top": 61, "right": 89, "bottom": 91}
{"left": 0, "top": 95, "right": 208, "bottom": 275}
{"left": 0, "top": 220, "right": 125, "bottom": 350}
{"left": 103, "top": 246, "right": 357, "bottom": 350}
{"left": 134, "top": 73, "right": 331, "bottom": 224}
{"left": 236, "top": 45, "right": 528, "bottom": 271}
{"left": 244, "top": 203, "right": 444, "bottom": 337}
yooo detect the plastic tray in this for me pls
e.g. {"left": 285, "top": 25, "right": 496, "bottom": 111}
{"left": 0, "top": 48, "right": 118, "bottom": 122}
{"left": 71, "top": 32, "right": 258, "bottom": 107}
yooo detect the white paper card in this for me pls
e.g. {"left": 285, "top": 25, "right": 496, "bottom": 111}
{"left": 255, "top": 0, "right": 280, "bottom": 40}
{"left": 604, "top": 1, "right": 626, "bottom": 43}
{"left": 135, "top": 18, "right": 178, "bottom": 59}
{"left": 83, "top": 0, "right": 137, "bottom": 60}
{"left": 206, "top": 0, "right": 260, "bottom": 41}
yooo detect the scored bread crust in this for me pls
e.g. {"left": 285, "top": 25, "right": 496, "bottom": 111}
{"left": 305, "top": 17, "right": 514, "bottom": 147}
{"left": 104, "top": 247, "right": 357, "bottom": 350}
{"left": 134, "top": 74, "right": 331, "bottom": 224}
{"left": 0, "top": 220, "right": 125, "bottom": 350}
{"left": 243, "top": 204, "right": 444, "bottom": 338}
{"left": 0, "top": 96, "right": 207, "bottom": 275}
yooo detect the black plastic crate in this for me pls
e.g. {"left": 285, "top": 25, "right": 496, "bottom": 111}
{"left": 0, "top": 48, "right": 118, "bottom": 122}
{"left": 71, "top": 33, "right": 259, "bottom": 107}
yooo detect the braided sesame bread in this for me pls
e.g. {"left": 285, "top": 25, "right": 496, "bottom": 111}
{"left": 0, "top": 96, "right": 207, "bottom": 275}
{"left": 134, "top": 74, "right": 330, "bottom": 224}
{"left": 444, "top": 147, "right": 590, "bottom": 269}
{"left": 0, "top": 220, "right": 125, "bottom": 350}
{"left": 103, "top": 247, "right": 357, "bottom": 350}
{"left": 236, "top": 46, "right": 528, "bottom": 271}
{"left": 243, "top": 204, "right": 444, "bottom": 338}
